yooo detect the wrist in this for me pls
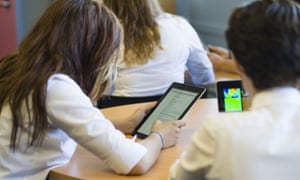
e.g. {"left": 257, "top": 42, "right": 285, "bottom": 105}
{"left": 150, "top": 131, "right": 165, "bottom": 149}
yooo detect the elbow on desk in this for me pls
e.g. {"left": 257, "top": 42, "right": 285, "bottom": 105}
{"left": 127, "top": 163, "right": 149, "bottom": 176}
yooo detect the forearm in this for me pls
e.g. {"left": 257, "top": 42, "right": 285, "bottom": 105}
{"left": 110, "top": 117, "right": 134, "bottom": 134}
{"left": 218, "top": 60, "right": 239, "bottom": 74}
{"left": 129, "top": 133, "right": 162, "bottom": 175}
{"left": 105, "top": 111, "right": 138, "bottom": 134}
{"left": 108, "top": 103, "right": 156, "bottom": 134}
{"left": 187, "top": 58, "right": 215, "bottom": 86}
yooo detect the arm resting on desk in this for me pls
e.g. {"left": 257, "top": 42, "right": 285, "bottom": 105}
{"left": 129, "top": 133, "right": 162, "bottom": 175}
{"left": 130, "top": 120, "right": 186, "bottom": 175}
{"left": 105, "top": 102, "right": 155, "bottom": 134}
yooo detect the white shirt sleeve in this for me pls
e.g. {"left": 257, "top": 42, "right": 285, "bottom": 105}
{"left": 180, "top": 18, "right": 215, "bottom": 86}
{"left": 46, "top": 74, "right": 147, "bottom": 174}
{"left": 169, "top": 118, "right": 216, "bottom": 180}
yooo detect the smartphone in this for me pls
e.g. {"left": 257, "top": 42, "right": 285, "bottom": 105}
{"left": 217, "top": 80, "right": 243, "bottom": 112}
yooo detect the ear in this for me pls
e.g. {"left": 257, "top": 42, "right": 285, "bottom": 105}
{"left": 232, "top": 56, "right": 245, "bottom": 75}
{"left": 232, "top": 55, "right": 257, "bottom": 96}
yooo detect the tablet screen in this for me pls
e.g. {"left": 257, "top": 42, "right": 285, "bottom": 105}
{"left": 133, "top": 83, "right": 206, "bottom": 138}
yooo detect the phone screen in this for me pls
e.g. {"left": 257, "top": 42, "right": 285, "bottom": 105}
{"left": 223, "top": 87, "right": 243, "bottom": 112}
{"left": 217, "top": 80, "right": 244, "bottom": 112}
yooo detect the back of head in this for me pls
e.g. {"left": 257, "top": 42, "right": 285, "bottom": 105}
{"left": 294, "top": 0, "right": 300, "bottom": 3}
{"left": 17, "top": 0, "right": 121, "bottom": 97}
{"left": 103, "top": 0, "right": 162, "bottom": 66}
{"left": 226, "top": 0, "right": 300, "bottom": 90}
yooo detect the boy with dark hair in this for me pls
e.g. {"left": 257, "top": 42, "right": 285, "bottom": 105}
{"left": 169, "top": 0, "right": 300, "bottom": 179}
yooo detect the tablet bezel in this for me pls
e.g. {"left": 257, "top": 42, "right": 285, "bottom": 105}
{"left": 216, "top": 80, "right": 243, "bottom": 112}
{"left": 132, "top": 82, "right": 207, "bottom": 139}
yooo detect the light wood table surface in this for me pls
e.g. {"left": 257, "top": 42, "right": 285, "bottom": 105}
{"left": 48, "top": 99, "right": 222, "bottom": 180}
{"left": 49, "top": 71, "right": 244, "bottom": 180}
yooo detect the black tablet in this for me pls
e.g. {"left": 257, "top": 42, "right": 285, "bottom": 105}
{"left": 132, "top": 82, "right": 207, "bottom": 139}
{"left": 216, "top": 80, "right": 244, "bottom": 112}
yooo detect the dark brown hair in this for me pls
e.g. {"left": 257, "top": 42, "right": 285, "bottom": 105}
{"left": 226, "top": 0, "right": 300, "bottom": 90}
{"left": 104, "top": 0, "right": 162, "bottom": 66}
{"left": 0, "top": 0, "right": 122, "bottom": 150}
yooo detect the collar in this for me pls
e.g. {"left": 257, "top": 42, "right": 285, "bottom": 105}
{"left": 251, "top": 87, "right": 300, "bottom": 109}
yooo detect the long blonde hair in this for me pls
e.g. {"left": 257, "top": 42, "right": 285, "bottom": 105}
{"left": 104, "top": 0, "right": 163, "bottom": 66}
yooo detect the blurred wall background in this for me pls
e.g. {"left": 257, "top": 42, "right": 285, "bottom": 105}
{"left": 1, "top": 0, "right": 247, "bottom": 58}
{"left": 176, "top": 0, "right": 248, "bottom": 47}
{"left": 15, "top": 0, "right": 51, "bottom": 42}
{"left": 0, "top": 0, "right": 51, "bottom": 58}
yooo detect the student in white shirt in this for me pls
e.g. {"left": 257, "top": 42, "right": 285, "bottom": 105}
{"left": 0, "top": 0, "right": 186, "bottom": 179}
{"left": 169, "top": 0, "right": 300, "bottom": 179}
{"left": 98, "top": 0, "right": 215, "bottom": 108}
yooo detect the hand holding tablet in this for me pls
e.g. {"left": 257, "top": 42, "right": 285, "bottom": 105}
{"left": 132, "top": 82, "right": 207, "bottom": 139}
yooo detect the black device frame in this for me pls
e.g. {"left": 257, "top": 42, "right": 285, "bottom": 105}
{"left": 216, "top": 80, "right": 244, "bottom": 112}
{"left": 132, "top": 82, "right": 207, "bottom": 139}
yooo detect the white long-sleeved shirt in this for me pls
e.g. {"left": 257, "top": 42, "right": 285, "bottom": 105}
{"left": 169, "top": 87, "right": 300, "bottom": 180}
{"left": 111, "top": 13, "right": 214, "bottom": 97}
{"left": 0, "top": 74, "right": 147, "bottom": 180}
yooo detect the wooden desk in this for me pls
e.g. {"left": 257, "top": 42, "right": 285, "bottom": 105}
{"left": 49, "top": 71, "right": 245, "bottom": 180}
{"left": 48, "top": 99, "right": 220, "bottom": 180}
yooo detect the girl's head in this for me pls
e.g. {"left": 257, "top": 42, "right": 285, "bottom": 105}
{"left": 18, "top": 0, "right": 122, "bottom": 100}
{"left": 103, "top": 0, "right": 162, "bottom": 66}
{"left": 0, "top": 0, "right": 123, "bottom": 150}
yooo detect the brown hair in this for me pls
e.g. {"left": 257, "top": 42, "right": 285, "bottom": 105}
{"left": 0, "top": 0, "right": 122, "bottom": 150}
{"left": 104, "top": 0, "right": 162, "bottom": 66}
{"left": 226, "top": 0, "right": 300, "bottom": 90}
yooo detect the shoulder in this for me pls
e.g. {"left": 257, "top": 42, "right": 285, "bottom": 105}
{"left": 47, "top": 73, "right": 81, "bottom": 91}
{"left": 47, "top": 73, "right": 80, "bottom": 89}
{"left": 156, "top": 13, "right": 193, "bottom": 29}
{"left": 46, "top": 73, "right": 88, "bottom": 103}
{"left": 200, "top": 105, "right": 290, "bottom": 140}
{"left": 199, "top": 111, "right": 260, "bottom": 137}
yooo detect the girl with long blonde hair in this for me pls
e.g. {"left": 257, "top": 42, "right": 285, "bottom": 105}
{"left": 99, "top": 0, "right": 215, "bottom": 108}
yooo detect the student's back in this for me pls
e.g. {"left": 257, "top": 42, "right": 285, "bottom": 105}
{"left": 187, "top": 91, "right": 300, "bottom": 180}
{"left": 113, "top": 13, "right": 213, "bottom": 97}
{"left": 98, "top": 0, "right": 214, "bottom": 108}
